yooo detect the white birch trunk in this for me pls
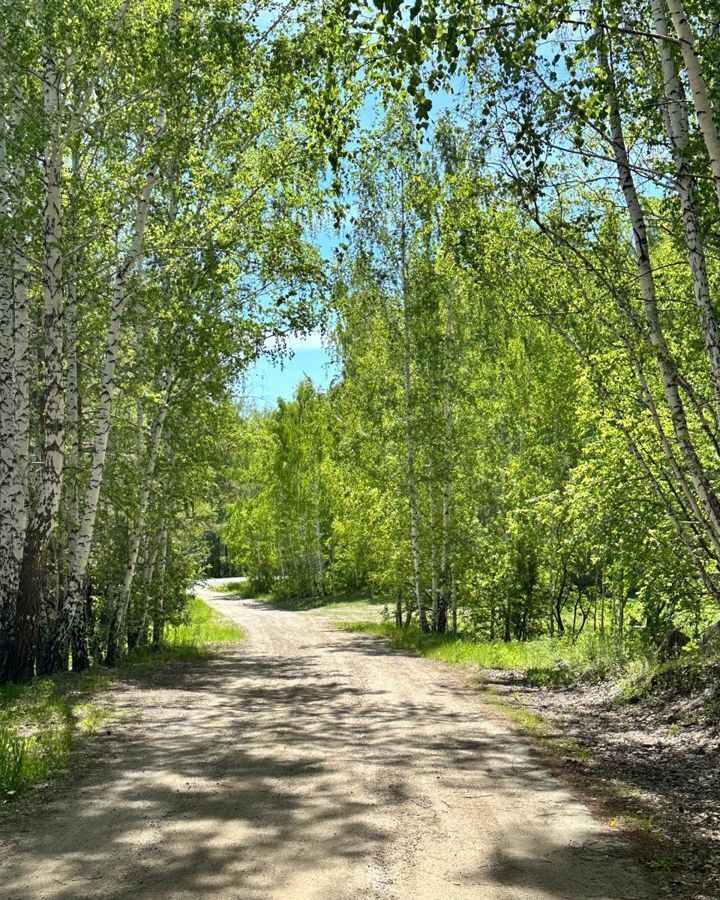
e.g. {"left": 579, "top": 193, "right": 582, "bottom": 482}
{"left": 0, "top": 65, "right": 29, "bottom": 679}
{"left": 439, "top": 288, "right": 454, "bottom": 632}
{"left": 107, "top": 371, "right": 173, "bottom": 663}
{"left": 599, "top": 36, "right": 720, "bottom": 550}
{"left": 428, "top": 479, "right": 439, "bottom": 630}
{"left": 63, "top": 150, "right": 83, "bottom": 579}
{"left": 401, "top": 247, "right": 427, "bottom": 630}
{"left": 0, "top": 104, "right": 16, "bottom": 673}
{"left": 152, "top": 525, "right": 168, "bottom": 647}
{"left": 314, "top": 508, "right": 325, "bottom": 594}
{"left": 46, "top": 170, "right": 159, "bottom": 669}
{"left": 137, "top": 541, "right": 159, "bottom": 645}
{"left": 12, "top": 51, "right": 65, "bottom": 679}
{"left": 664, "top": 0, "right": 720, "bottom": 210}
{"left": 48, "top": 0, "right": 180, "bottom": 668}
{"left": 651, "top": 0, "right": 720, "bottom": 425}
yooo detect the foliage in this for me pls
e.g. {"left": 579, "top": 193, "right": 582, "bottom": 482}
{"left": 5, "top": 0, "right": 720, "bottom": 689}
{"left": 206, "top": 581, "right": 252, "bottom": 594}
{"left": 0, "top": 0, "right": 351, "bottom": 682}
{"left": 0, "top": 670, "right": 109, "bottom": 799}
{"left": 226, "top": 111, "right": 720, "bottom": 650}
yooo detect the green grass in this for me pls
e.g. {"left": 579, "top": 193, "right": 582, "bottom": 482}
{"left": 339, "top": 622, "right": 639, "bottom": 685}
{"left": 164, "top": 596, "right": 245, "bottom": 646}
{"left": 0, "top": 596, "right": 243, "bottom": 801}
{"left": 206, "top": 580, "right": 250, "bottom": 595}
{"left": 0, "top": 669, "right": 112, "bottom": 800}
{"left": 262, "top": 588, "right": 383, "bottom": 612}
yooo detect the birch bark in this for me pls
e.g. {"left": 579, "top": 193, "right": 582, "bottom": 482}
{"left": 400, "top": 197, "right": 427, "bottom": 632}
{"left": 598, "top": 33, "right": 720, "bottom": 550}
{"left": 136, "top": 541, "right": 159, "bottom": 646}
{"left": 664, "top": 0, "right": 720, "bottom": 210}
{"left": 11, "top": 51, "right": 65, "bottom": 680}
{"left": 0, "top": 97, "right": 16, "bottom": 674}
{"left": 46, "top": 0, "right": 180, "bottom": 671}
{"left": 438, "top": 287, "right": 454, "bottom": 634}
{"left": 106, "top": 370, "right": 173, "bottom": 664}
{"left": 0, "top": 63, "right": 30, "bottom": 680}
{"left": 651, "top": 0, "right": 720, "bottom": 426}
{"left": 152, "top": 525, "right": 168, "bottom": 648}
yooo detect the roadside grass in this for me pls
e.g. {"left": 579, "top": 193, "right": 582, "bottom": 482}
{"left": 0, "top": 596, "right": 242, "bottom": 801}
{"left": 165, "top": 595, "right": 245, "bottom": 646}
{"left": 0, "top": 670, "right": 112, "bottom": 802}
{"left": 259, "top": 588, "right": 383, "bottom": 611}
{"left": 205, "top": 580, "right": 250, "bottom": 595}
{"left": 338, "top": 622, "right": 640, "bottom": 685}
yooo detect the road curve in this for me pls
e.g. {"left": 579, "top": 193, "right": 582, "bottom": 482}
{"left": 0, "top": 586, "right": 655, "bottom": 900}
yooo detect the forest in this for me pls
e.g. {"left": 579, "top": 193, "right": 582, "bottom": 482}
{"left": 227, "top": 27, "right": 720, "bottom": 651}
{"left": 1, "top": 0, "right": 719, "bottom": 898}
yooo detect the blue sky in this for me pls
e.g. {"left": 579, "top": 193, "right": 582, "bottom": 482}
{"left": 239, "top": 83, "right": 463, "bottom": 411}
{"left": 240, "top": 332, "right": 338, "bottom": 409}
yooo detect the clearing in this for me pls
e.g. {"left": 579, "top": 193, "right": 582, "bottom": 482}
{"left": 0, "top": 583, "right": 655, "bottom": 899}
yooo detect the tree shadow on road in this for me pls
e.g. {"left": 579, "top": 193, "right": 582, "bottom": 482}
{"left": 0, "top": 627, "right": 657, "bottom": 899}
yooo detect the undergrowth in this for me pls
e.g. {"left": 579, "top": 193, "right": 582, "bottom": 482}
{"left": 0, "top": 670, "right": 112, "bottom": 801}
{"left": 0, "top": 596, "right": 242, "bottom": 801}
{"left": 164, "top": 595, "right": 244, "bottom": 646}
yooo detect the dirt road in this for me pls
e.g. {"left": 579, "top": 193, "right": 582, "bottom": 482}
{"left": 0, "top": 586, "right": 655, "bottom": 899}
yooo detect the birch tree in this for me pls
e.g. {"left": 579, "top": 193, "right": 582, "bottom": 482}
{"left": 0, "top": 0, "right": 346, "bottom": 681}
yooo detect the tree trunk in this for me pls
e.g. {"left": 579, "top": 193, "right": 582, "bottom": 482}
{"left": 152, "top": 526, "right": 168, "bottom": 648}
{"left": 664, "top": 0, "right": 720, "bottom": 210}
{"left": 11, "top": 53, "right": 65, "bottom": 681}
{"left": 45, "top": 15, "right": 178, "bottom": 672}
{"left": 0, "top": 88, "right": 28, "bottom": 678}
{"left": 599, "top": 32, "right": 720, "bottom": 549}
{"left": 429, "top": 479, "right": 439, "bottom": 631}
{"left": 136, "top": 540, "right": 159, "bottom": 647}
{"left": 107, "top": 378, "right": 172, "bottom": 664}
{"left": 651, "top": 0, "right": 720, "bottom": 427}
{"left": 438, "top": 286, "right": 454, "bottom": 635}
{"left": 400, "top": 186, "right": 427, "bottom": 631}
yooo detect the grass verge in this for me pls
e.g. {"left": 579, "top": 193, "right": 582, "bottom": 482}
{"left": 0, "top": 596, "right": 243, "bottom": 801}
{"left": 338, "top": 622, "right": 638, "bottom": 685}
{"left": 205, "top": 580, "right": 251, "bottom": 595}
{"left": 164, "top": 595, "right": 244, "bottom": 646}
{"left": 259, "top": 588, "right": 382, "bottom": 611}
